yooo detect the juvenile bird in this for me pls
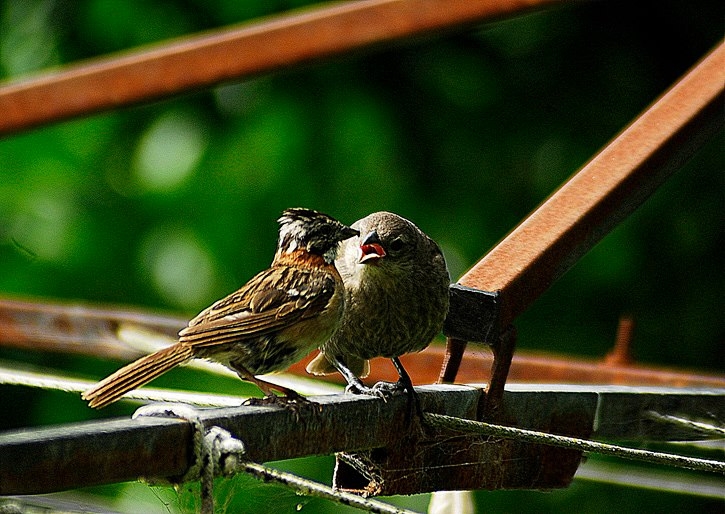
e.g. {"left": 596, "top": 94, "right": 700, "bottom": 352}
{"left": 83, "top": 208, "right": 358, "bottom": 409}
{"left": 306, "top": 211, "right": 450, "bottom": 402}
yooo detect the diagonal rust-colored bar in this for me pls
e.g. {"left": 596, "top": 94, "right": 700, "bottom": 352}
{"left": 0, "top": 0, "right": 561, "bottom": 136}
{"left": 441, "top": 40, "right": 724, "bottom": 395}
{"left": 458, "top": 40, "right": 724, "bottom": 331}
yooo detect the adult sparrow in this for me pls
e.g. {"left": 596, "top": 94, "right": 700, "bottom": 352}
{"left": 306, "top": 211, "right": 450, "bottom": 402}
{"left": 83, "top": 208, "right": 358, "bottom": 408}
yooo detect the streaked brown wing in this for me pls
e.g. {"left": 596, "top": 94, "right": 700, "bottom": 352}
{"left": 184, "top": 269, "right": 269, "bottom": 327}
{"left": 178, "top": 266, "right": 336, "bottom": 348}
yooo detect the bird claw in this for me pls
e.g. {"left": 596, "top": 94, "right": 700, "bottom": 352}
{"left": 345, "top": 380, "right": 405, "bottom": 401}
{"left": 242, "top": 395, "right": 272, "bottom": 407}
{"left": 343, "top": 383, "right": 366, "bottom": 395}
{"left": 345, "top": 380, "right": 421, "bottom": 424}
{"left": 242, "top": 394, "right": 321, "bottom": 418}
{"left": 370, "top": 380, "right": 406, "bottom": 400}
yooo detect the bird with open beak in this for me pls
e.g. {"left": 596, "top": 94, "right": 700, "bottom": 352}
{"left": 83, "top": 208, "right": 358, "bottom": 409}
{"left": 307, "top": 211, "right": 450, "bottom": 407}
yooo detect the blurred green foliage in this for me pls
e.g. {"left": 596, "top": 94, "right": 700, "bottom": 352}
{"left": 0, "top": 0, "right": 722, "bottom": 512}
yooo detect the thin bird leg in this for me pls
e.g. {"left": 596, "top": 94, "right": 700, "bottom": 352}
{"left": 231, "top": 363, "right": 304, "bottom": 401}
{"left": 249, "top": 376, "right": 304, "bottom": 400}
{"left": 391, "top": 356, "right": 422, "bottom": 419}
{"left": 329, "top": 354, "right": 372, "bottom": 394}
{"left": 332, "top": 354, "right": 421, "bottom": 419}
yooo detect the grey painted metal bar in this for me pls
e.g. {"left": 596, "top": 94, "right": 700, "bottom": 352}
{"left": 1, "top": 384, "right": 722, "bottom": 495}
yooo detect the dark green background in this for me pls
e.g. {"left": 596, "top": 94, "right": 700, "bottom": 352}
{"left": 0, "top": 1, "right": 722, "bottom": 512}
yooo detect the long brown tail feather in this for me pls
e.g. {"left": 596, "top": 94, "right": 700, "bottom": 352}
{"left": 82, "top": 344, "right": 194, "bottom": 409}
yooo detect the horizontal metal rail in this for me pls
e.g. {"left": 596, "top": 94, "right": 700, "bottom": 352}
{"left": 0, "top": 384, "right": 722, "bottom": 495}
{"left": 2, "top": 296, "right": 724, "bottom": 388}
{"left": 0, "top": 297, "right": 184, "bottom": 361}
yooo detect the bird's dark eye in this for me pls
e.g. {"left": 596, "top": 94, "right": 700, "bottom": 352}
{"left": 389, "top": 237, "right": 404, "bottom": 252}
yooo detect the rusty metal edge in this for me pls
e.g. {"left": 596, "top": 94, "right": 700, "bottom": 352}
{"left": 457, "top": 41, "right": 725, "bottom": 328}
{"left": 0, "top": 0, "right": 563, "bottom": 136}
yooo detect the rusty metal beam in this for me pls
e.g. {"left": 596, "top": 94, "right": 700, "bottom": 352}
{"left": 2, "top": 296, "right": 724, "bottom": 389}
{"left": 452, "top": 40, "right": 725, "bottom": 337}
{"left": 440, "top": 41, "right": 725, "bottom": 394}
{"left": 400, "top": 346, "right": 725, "bottom": 389}
{"left": 0, "top": 0, "right": 563, "bottom": 136}
{"left": 0, "top": 297, "right": 184, "bottom": 361}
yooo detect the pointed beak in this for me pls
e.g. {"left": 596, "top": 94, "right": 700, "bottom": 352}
{"left": 358, "top": 230, "right": 386, "bottom": 264}
{"left": 341, "top": 226, "right": 359, "bottom": 240}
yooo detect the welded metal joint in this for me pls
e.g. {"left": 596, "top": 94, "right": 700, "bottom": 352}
{"left": 440, "top": 284, "right": 515, "bottom": 419}
{"left": 443, "top": 284, "right": 500, "bottom": 343}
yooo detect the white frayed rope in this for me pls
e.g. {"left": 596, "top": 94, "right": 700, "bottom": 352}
{"left": 133, "top": 403, "right": 246, "bottom": 514}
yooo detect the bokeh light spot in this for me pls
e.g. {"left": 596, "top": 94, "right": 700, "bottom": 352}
{"left": 139, "top": 226, "right": 218, "bottom": 310}
{"left": 132, "top": 112, "right": 208, "bottom": 192}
